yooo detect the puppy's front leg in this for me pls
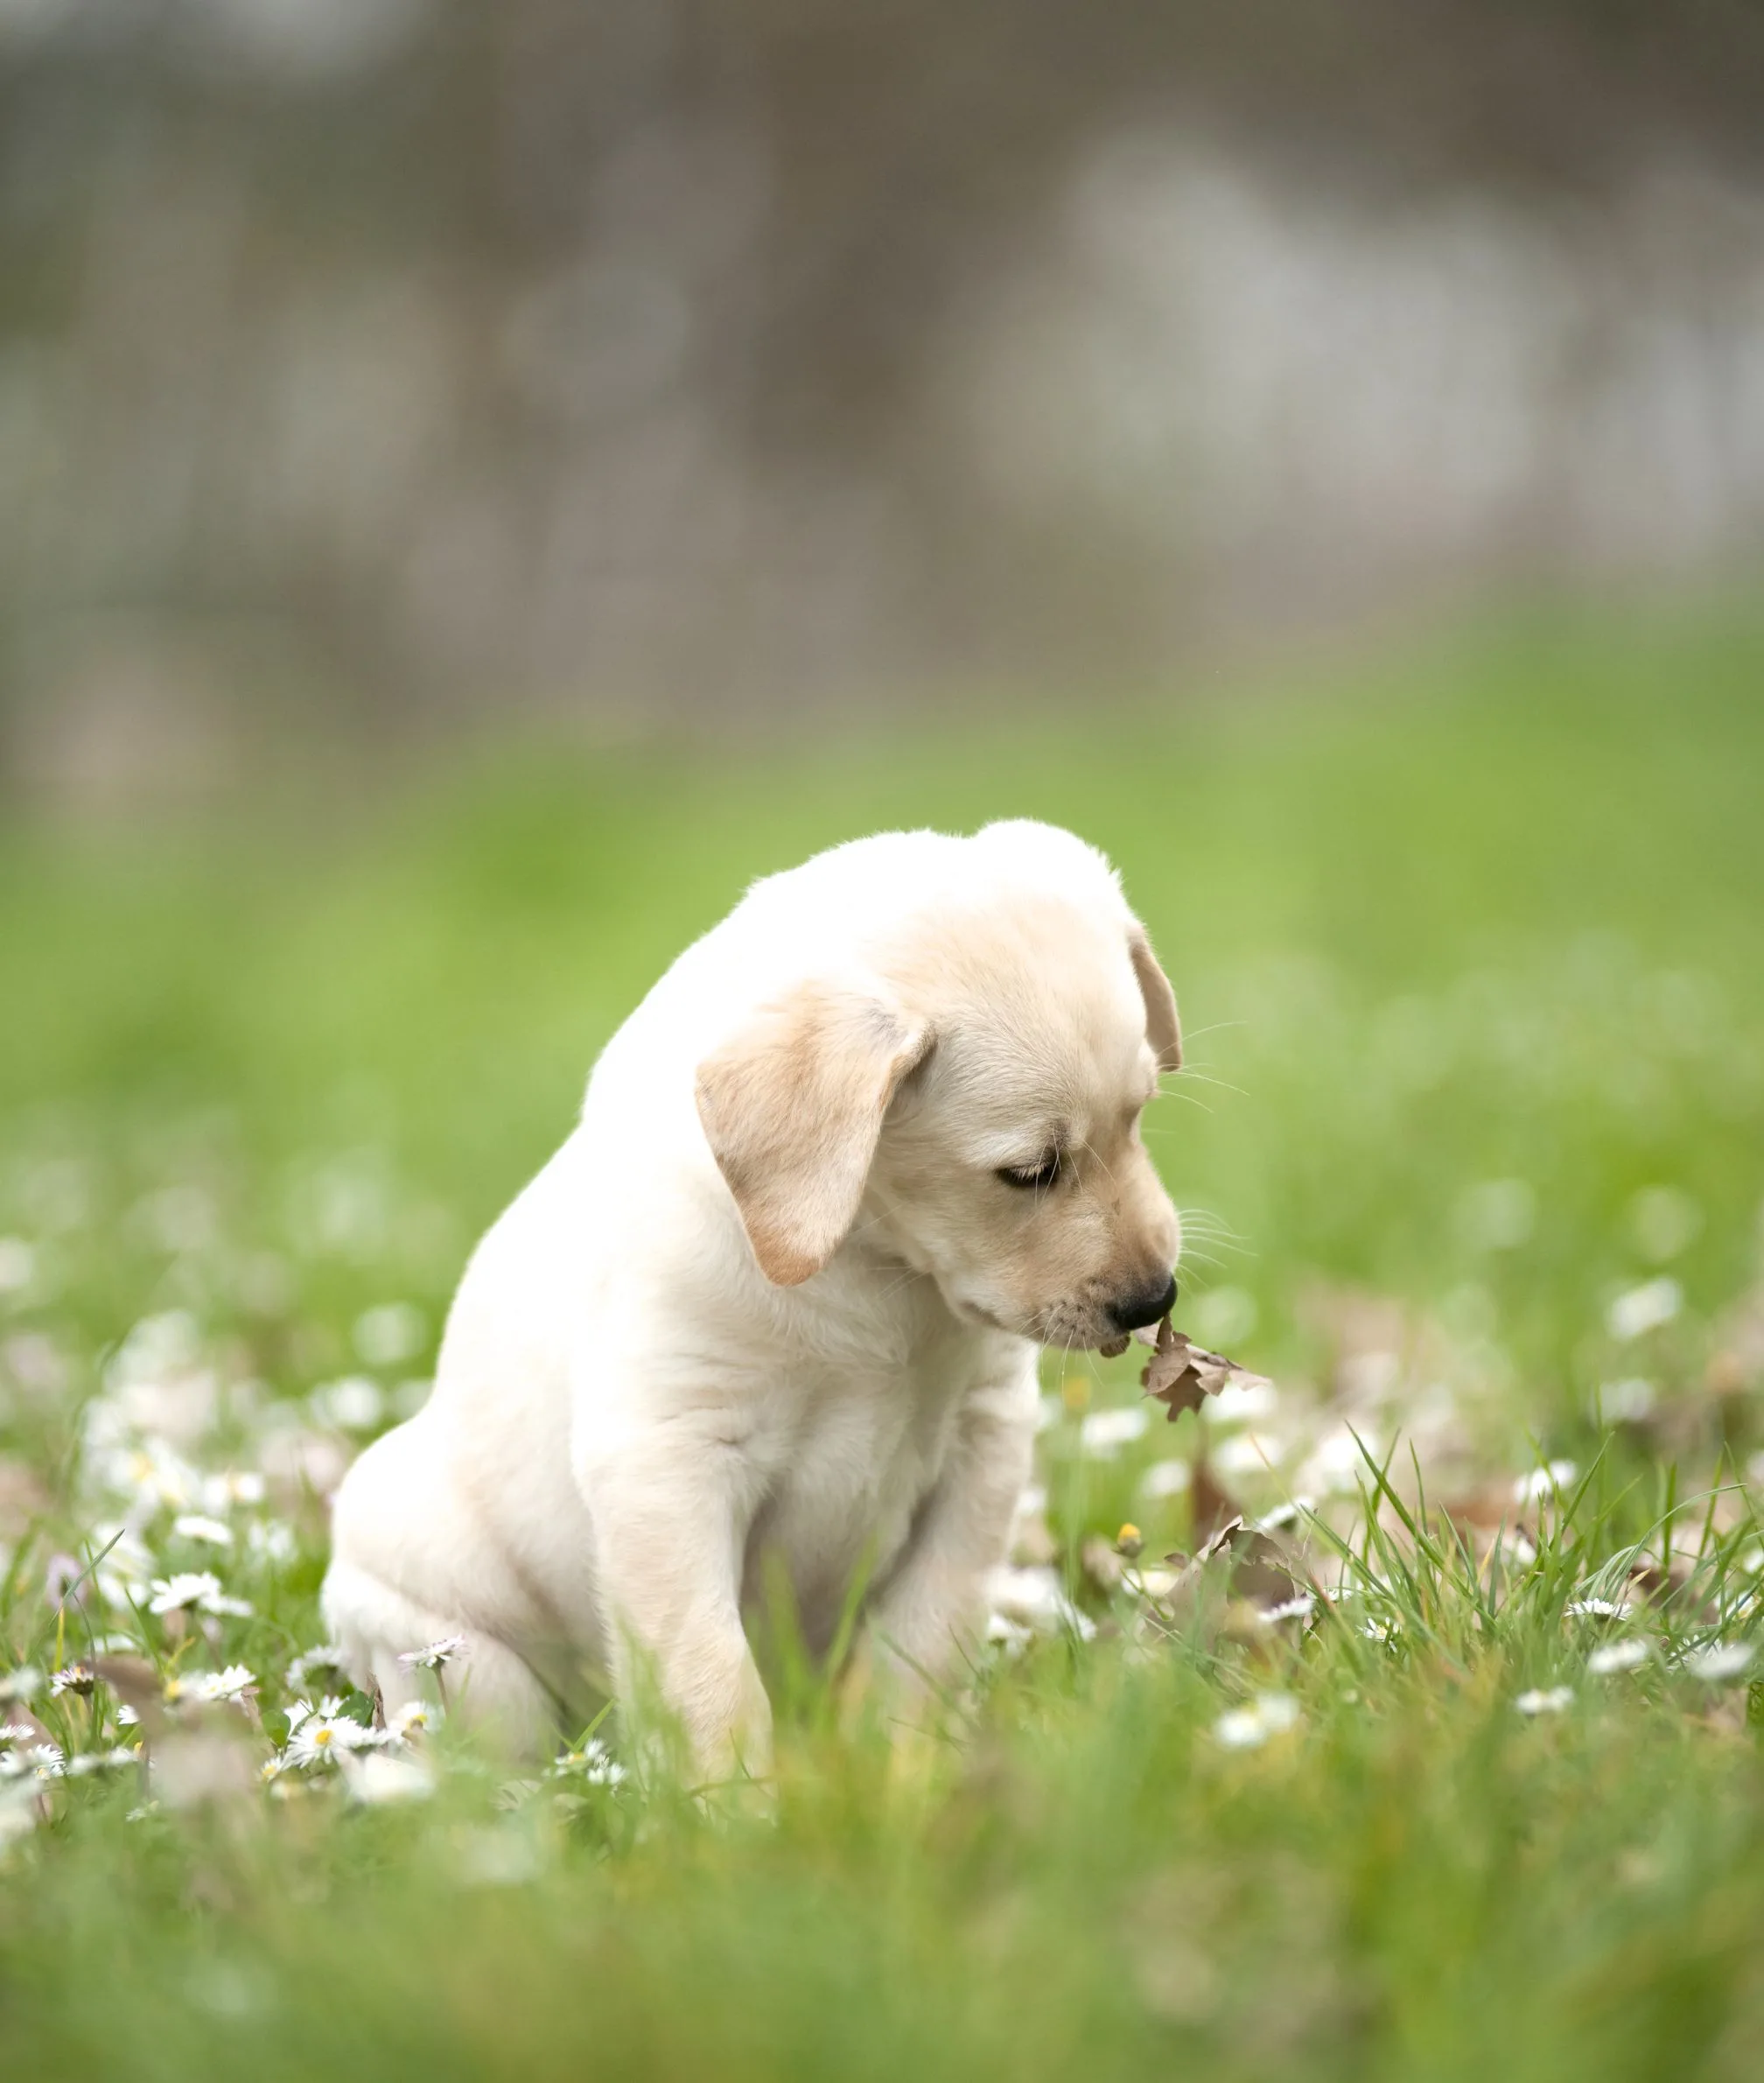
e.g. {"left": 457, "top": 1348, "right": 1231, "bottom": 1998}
{"left": 578, "top": 1418, "right": 771, "bottom": 1784}
{"left": 864, "top": 1369, "right": 1037, "bottom": 1718}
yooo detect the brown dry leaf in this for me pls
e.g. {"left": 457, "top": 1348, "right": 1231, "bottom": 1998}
{"left": 1139, "top": 1315, "right": 1266, "bottom": 1421}
{"left": 1155, "top": 1449, "right": 1307, "bottom": 1624}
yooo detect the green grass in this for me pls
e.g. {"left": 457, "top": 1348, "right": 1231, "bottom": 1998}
{"left": 1, "top": 594, "right": 1762, "bottom": 2079}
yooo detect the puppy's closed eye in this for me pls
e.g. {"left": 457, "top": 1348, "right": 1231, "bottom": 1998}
{"left": 997, "top": 1152, "right": 1062, "bottom": 1190}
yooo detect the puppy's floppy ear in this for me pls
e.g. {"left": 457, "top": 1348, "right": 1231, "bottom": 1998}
{"left": 1129, "top": 929, "right": 1183, "bottom": 1073}
{"left": 695, "top": 984, "right": 933, "bottom": 1287}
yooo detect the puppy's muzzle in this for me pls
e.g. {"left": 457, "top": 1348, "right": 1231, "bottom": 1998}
{"left": 1106, "top": 1272, "right": 1179, "bottom": 1335}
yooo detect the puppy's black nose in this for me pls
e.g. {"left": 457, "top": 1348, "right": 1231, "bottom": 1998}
{"left": 1107, "top": 1273, "right": 1179, "bottom": 1334}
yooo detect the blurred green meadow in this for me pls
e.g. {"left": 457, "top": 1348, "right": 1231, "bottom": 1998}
{"left": 1, "top": 598, "right": 1762, "bottom": 2079}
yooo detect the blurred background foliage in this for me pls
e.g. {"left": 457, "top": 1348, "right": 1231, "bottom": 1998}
{"left": 4, "top": 0, "right": 1764, "bottom": 804}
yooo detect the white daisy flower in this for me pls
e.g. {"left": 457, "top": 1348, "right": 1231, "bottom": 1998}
{"left": 1256, "top": 1593, "right": 1317, "bottom": 1627}
{"left": 1138, "top": 1459, "right": 1192, "bottom": 1499}
{"left": 0, "top": 1722, "right": 37, "bottom": 1744}
{"left": 1680, "top": 1641, "right": 1755, "bottom": 1683}
{"left": 550, "top": 1738, "right": 626, "bottom": 1787}
{"left": 398, "top": 1636, "right": 470, "bottom": 1671}
{"left": 1588, "top": 1640, "right": 1650, "bottom": 1674}
{"left": 166, "top": 1665, "right": 256, "bottom": 1707}
{"left": 1516, "top": 1687, "right": 1574, "bottom": 1715}
{"left": 1213, "top": 1693, "right": 1300, "bottom": 1750}
{"left": 383, "top": 1699, "right": 440, "bottom": 1741}
{"left": 50, "top": 1663, "right": 97, "bottom": 1697}
{"left": 0, "top": 1667, "right": 44, "bottom": 1705}
{"left": 285, "top": 1709, "right": 378, "bottom": 1769}
{"left": 171, "top": 1513, "right": 234, "bottom": 1548}
{"left": 284, "top": 1694, "right": 340, "bottom": 1735}
{"left": 1565, "top": 1597, "right": 1632, "bottom": 1620}
{"left": 0, "top": 1743, "right": 66, "bottom": 1780}
{"left": 284, "top": 1646, "right": 350, "bottom": 1694}
{"left": 146, "top": 1572, "right": 253, "bottom": 1619}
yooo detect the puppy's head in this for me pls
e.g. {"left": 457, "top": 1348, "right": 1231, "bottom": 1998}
{"left": 695, "top": 824, "right": 1183, "bottom": 1350}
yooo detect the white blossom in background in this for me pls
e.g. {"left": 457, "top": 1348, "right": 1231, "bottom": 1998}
{"left": 1607, "top": 1279, "right": 1683, "bottom": 1343}
{"left": 1214, "top": 1432, "right": 1283, "bottom": 1478}
{"left": 1516, "top": 1687, "right": 1574, "bottom": 1715}
{"left": 0, "top": 1743, "right": 66, "bottom": 1780}
{"left": 172, "top": 1513, "right": 234, "bottom": 1547}
{"left": 984, "top": 1564, "right": 1096, "bottom": 1640}
{"left": 165, "top": 1666, "right": 256, "bottom": 1707}
{"left": 200, "top": 1469, "right": 267, "bottom": 1511}
{"left": 147, "top": 1572, "right": 252, "bottom": 1618}
{"left": 1588, "top": 1640, "right": 1650, "bottom": 1674}
{"left": 1078, "top": 1405, "right": 1151, "bottom": 1456}
{"left": 1209, "top": 1377, "right": 1280, "bottom": 1425}
{"left": 1297, "top": 1426, "right": 1376, "bottom": 1497}
{"left": 1597, "top": 1378, "right": 1656, "bottom": 1424}
{"left": 1513, "top": 1462, "right": 1578, "bottom": 1504}
{"left": 1565, "top": 1597, "right": 1631, "bottom": 1620}
{"left": 1139, "top": 1458, "right": 1192, "bottom": 1499}
{"left": 66, "top": 1748, "right": 142, "bottom": 1777}
{"left": 1680, "top": 1642, "right": 1754, "bottom": 1682}
{"left": 1214, "top": 1694, "right": 1300, "bottom": 1749}
{"left": 986, "top": 1612, "right": 1032, "bottom": 1657}
{"left": 245, "top": 1519, "right": 298, "bottom": 1565}
{"left": 0, "top": 1238, "right": 37, "bottom": 1294}
{"left": 309, "top": 1375, "right": 386, "bottom": 1432}
{"left": 354, "top": 1301, "right": 428, "bottom": 1367}
{"left": 0, "top": 1668, "right": 45, "bottom": 1705}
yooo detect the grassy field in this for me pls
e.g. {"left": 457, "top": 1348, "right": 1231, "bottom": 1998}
{"left": 2, "top": 598, "right": 1762, "bottom": 2079}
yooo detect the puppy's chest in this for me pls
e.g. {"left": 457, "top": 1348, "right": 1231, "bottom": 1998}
{"left": 746, "top": 1354, "right": 965, "bottom": 1596}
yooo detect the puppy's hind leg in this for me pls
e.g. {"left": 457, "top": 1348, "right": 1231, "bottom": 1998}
{"left": 320, "top": 1557, "right": 558, "bottom": 1758}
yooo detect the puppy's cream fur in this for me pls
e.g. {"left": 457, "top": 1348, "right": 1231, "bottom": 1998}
{"left": 323, "top": 821, "right": 1182, "bottom": 1772}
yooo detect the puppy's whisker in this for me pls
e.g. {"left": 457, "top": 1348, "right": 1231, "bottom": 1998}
{"left": 1164, "top": 1069, "right": 1249, "bottom": 1100}
{"left": 1144, "top": 1091, "right": 1212, "bottom": 1115}
{"left": 1075, "top": 1138, "right": 1119, "bottom": 1193}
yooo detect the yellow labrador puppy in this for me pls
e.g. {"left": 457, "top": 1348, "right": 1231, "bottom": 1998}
{"left": 323, "top": 820, "right": 1182, "bottom": 1772}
